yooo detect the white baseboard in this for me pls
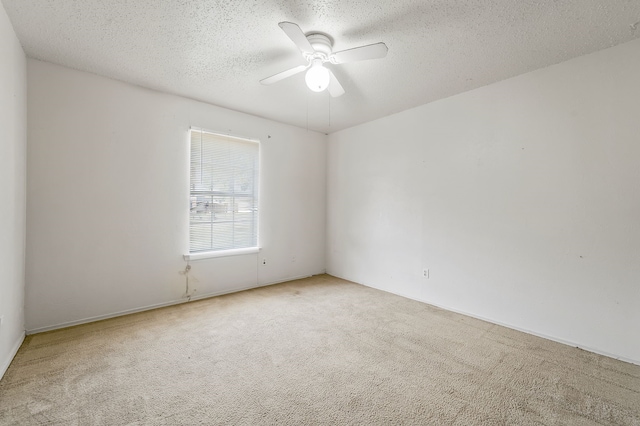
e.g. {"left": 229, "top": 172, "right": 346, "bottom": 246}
{"left": 329, "top": 273, "right": 640, "bottom": 367}
{"left": 1, "top": 331, "right": 25, "bottom": 381}
{"left": 185, "top": 273, "right": 314, "bottom": 303}
{"left": 26, "top": 273, "right": 316, "bottom": 335}
{"left": 424, "top": 298, "right": 640, "bottom": 366}
{"left": 27, "top": 298, "right": 198, "bottom": 334}
{"left": 259, "top": 273, "right": 318, "bottom": 287}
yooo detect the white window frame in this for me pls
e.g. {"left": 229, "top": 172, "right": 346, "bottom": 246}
{"left": 184, "top": 128, "right": 260, "bottom": 261}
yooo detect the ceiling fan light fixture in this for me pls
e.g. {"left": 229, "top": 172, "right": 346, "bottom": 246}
{"left": 305, "top": 60, "right": 330, "bottom": 92}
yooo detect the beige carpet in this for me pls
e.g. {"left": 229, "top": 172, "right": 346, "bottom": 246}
{"left": 1, "top": 275, "right": 639, "bottom": 425}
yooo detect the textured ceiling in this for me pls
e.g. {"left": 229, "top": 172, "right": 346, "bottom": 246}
{"left": 3, "top": 1, "right": 640, "bottom": 133}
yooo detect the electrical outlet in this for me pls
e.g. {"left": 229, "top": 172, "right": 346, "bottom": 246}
{"left": 422, "top": 269, "right": 429, "bottom": 279}
{"left": 262, "top": 258, "right": 267, "bottom": 265}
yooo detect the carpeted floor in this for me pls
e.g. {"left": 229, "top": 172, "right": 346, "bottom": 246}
{"left": 1, "top": 274, "right": 639, "bottom": 425}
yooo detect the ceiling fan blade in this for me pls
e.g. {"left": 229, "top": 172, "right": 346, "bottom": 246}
{"left": 327, "top": 69, "right": 345, "bottom": 97}
{"left": 332, "top": 42, "right": 388, "bottom": 64}
{"left": 278, "top": 22, "right": 314, "bottom": 54}
{"left": 260, "top": 64, "right": 309, "bottom": 85}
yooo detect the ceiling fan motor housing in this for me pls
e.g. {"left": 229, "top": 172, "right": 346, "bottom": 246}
{"left": 305, "top": 33, "right": 333, "bottom": 61}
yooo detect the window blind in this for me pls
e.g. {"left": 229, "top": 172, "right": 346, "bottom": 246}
{"left": 189, "top": 129, "right": 259, "bottom": 253}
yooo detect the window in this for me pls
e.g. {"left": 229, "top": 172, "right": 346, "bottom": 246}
{"left": 189, "top": 129, "right": 259, "bottom": 255}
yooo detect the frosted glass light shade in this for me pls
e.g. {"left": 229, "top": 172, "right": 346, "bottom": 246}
{"left": 305, "top": 62, "right": 330, "bottom": 92}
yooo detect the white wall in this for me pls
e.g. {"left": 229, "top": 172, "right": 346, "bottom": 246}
{"left": 327, "top": 38, "right": 640, "bottom": 364}
{"left": 0, "top": 4, "right": 26, "bottom": 378}
{"left": 26, "top": 60, "right": 326, "bottom": 332}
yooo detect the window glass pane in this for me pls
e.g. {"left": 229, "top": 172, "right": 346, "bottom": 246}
{"left": 189, "top": 130, "right": 259, "bottom": 253}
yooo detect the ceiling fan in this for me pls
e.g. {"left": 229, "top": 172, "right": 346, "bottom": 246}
{"left": 260, "top": 22, "right": 388, "bottom": 97}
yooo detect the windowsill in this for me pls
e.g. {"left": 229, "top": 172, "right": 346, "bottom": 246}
{"left": 183, "top": 247, "right": 260, "bottom": 261}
